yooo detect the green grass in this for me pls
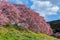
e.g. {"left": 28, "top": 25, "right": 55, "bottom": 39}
{"left": 0, "top": 24, "right": 59, "bottom": 40}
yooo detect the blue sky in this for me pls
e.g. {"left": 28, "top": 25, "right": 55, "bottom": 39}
{"left": 6, "top": 0, "right": 60, "bottom": 22}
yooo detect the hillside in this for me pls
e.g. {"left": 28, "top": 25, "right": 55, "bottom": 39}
{"left": 48, "top": 20, "right": 60, "bottom": 32}
{"left": 48, "top": 20, "right": 60, "bottom": 38}
{"left": 0, "top": 24, "right": 59, "bottom": 40}
{"left": 0, "top": 1, "right": 60, "bottom": 40}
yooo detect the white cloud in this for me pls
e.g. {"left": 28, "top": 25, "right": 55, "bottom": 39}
{"left": 31, "top": 0, "right": 59, "bottom": 17}
{"left": 50, "top": 6, "right": 59, "bottom": 12}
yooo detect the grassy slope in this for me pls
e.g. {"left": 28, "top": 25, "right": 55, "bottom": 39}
{"left": 0, "top": 24, "right": 59, "bottom": 40}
